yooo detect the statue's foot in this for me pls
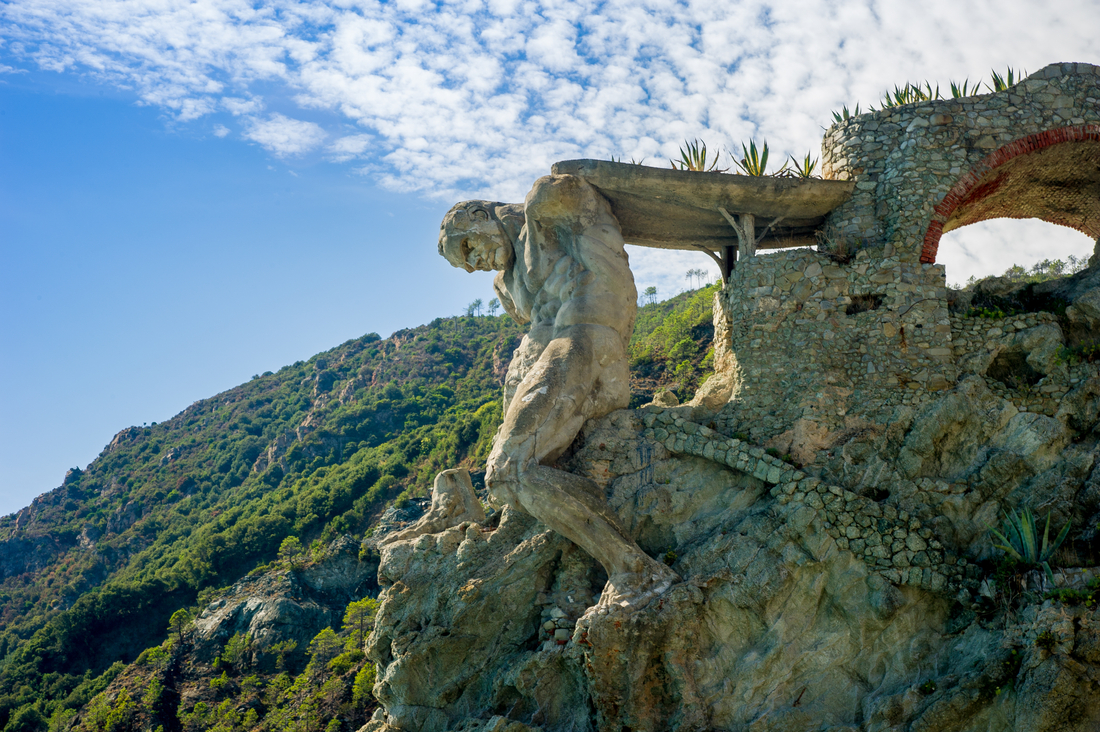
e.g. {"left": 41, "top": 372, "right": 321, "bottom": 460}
{"left": 588, "top": 562, "right": 680, "bottom": 617}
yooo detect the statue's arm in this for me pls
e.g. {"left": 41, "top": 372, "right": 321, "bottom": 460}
{"left": 494, "top": 272, "right": 529, "bottom": 325}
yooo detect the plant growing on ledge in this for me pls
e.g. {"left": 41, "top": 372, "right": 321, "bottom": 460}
{"left": 986, "top": 67, "right": 1021, "bottom": 93}
{"left": 733, "top": 140, "right": 783, "bottom": 176}
{"left": 831, "top": 103, "right": 861, "bottom": 123}
{"left": 786, "top": 152, "right": 818, "bottom": 178}
{"left": 950, "top": 78, "right": 979, "bottom": 98}
{"left": 879, "top": 81, "right": 940, "bottom": 108}
{"left": 989, "top": 507, "right": 1071, "bottom": 582}
{"left": 670, "top": 139, "right": 726, "bottom": 172}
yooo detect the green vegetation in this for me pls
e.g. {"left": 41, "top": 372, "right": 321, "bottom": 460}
{"left": 831, "top": 66, "right": 1025, "bottom": 123}
{"left": 987, "top": 67, "right": 1021, "bottom": 93}
{"left": 1056, "top": 342, "right": 1100, "bottom": 365}
{"left": 1045, "top": 577, "right": 1100, "bottom": 608}
{"left": 628, "top": 282, "right": 721, "bottom": 405}
{"left": 732, "top": 140, "right": 777, "bottom": 177}
{"left": 785, "top": 152, "right": 818, "bottom": 179}
{"left": 956, "top": 255, "right": 1088, "bottom": 290}
{"left": 979, "top": 648, "right": 1023, "bottom": 699}
{"left": 1034, "top": 630, "right": 1057, "bottom": 651}
{"left": 670, "top": 139, "right": 726, "bottom": 172}
{"left": 989, "top": 507, "right": 1071, "bottom": 582}
{"left": 831, "top": 104, "right": 861, "bottom": 123}
{"left": 0, "top": 313, "right": 525, "bottom": 732}
{"left": 0, "top": 288, "right": 720, "bottom": 732}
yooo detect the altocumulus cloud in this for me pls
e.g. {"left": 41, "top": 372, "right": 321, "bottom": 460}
{"left": 5, "top": 0, "right": 1099, "bottom": 200}
{"left": 244, "top": 114, "right": 327, "bottom": 156}
{"left": 3, "top": 0, "right": 1100, "bottom": 287}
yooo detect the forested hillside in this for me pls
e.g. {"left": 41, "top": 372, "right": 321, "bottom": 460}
{"left": 0, "top": 284, "right": 719, "bottom": 732}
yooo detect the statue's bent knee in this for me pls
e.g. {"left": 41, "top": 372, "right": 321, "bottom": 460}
{"left": 486, "top": 457, "right": 523, "bottom": 509}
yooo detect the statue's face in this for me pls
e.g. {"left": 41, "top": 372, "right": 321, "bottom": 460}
{"left": 439, "top": 203, "right": 512, "bottom": 272}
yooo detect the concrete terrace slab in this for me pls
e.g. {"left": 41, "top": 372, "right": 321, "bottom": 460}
{"left": 551, "top": 159, "right": 856, "bottom": 252}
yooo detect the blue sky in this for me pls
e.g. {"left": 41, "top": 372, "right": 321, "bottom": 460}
{"left": 2, "top": 0, "right": 1099, "bottom": 515}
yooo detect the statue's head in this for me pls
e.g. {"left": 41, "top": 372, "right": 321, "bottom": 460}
{"left": 438, "top": 201, "right": 515, "bottom": 273}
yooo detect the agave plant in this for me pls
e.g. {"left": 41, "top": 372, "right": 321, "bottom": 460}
{"left": 831, "top": 103, "right": 862, "bottom": 123}
{"left": 787, "top": 152, "right": 818, "bottom": 178}
{"left": 880, "top": 81, "right": 942, "bottom": 108}
{"left": 987, "top": 67, "right": 1021, "bottom": 93}
{"left": 670, "top": 139, "right": 726, "bottom": 172}
{"left": 610, "top": 155, "right": 646, "bottom": 165}
{"left": 950, "top": 78, "right": 979, "bottom": 98}
{"left": 990, "top": 507, "right": 1071, "bottom": 582}
{"left": 733, "top": 140, "right": 783, "bottom": 176}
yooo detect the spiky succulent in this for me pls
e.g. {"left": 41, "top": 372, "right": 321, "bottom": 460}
{"left": 990, "top": 507, "right": 1071, "bottom": 582}
{"left": 670, "top": 139, "right": 725, "bottom": 172}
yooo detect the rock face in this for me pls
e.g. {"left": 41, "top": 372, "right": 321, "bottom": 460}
{"left": 365, "top": 398, "right": 1100, "bottom": 732}
{"left": 194, "top": 536, "right": 375, "bottom": 670}
{"left": 363, "top": 249, "right": 1100, "bottom": 731}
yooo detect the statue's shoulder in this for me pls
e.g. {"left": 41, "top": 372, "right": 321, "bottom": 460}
{"left": 525, "top": 175, "right": 610, "bottom": 229}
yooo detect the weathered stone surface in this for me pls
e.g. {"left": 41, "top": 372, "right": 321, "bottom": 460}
{"left": 365, "top": 401, "right": 1100, "bottom": 731}
{"left": 377, "top": 469, "right": 485, "bottom": 547}
{"left": 193, "top": 536, "right": 373, "bottom": 670}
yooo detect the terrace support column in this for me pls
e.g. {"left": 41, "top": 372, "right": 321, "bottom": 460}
{"left": 718, "top": 208, "right": 755, "bottom": 258}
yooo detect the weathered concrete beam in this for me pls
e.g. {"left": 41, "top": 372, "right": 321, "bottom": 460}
{"left": 550, "top": 159, "right": 855, "bottom": 252}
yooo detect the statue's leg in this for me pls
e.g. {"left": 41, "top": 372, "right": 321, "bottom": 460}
{"left": 487, "top": 325, "right": 678, "bottom": 609}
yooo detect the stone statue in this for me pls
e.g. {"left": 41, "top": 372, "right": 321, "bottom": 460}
{"left": 439, "top": 174, "right": 678, "bottom": 611}
{"left": 376, "top": 469, "right": 486, "bottom": 547}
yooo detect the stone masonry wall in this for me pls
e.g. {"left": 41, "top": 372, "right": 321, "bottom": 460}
{"left": 820, "top": 62, "right": 1100, "bottom": 263}
{"left": 641, "top": 407, "right": 975, "bottom": 594}
{"left": 951, "top": 310, "right": 1100, "bottom": 416}
{"left": 712, "top": 246, "right": 953, "bottom": 445}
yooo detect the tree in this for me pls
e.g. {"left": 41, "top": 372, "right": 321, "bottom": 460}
{"left": 268, "top": 640, "right": 298, "bottom": 672}
{"left": 488, "top": 298, "right": 500, "bottom": 316}
{"left": 306, "top": 628, "right": 341, "bottom": 679}
{"left": 643, "top": 286, "right": 658, "bottom": 305}
{"left": 6, "top": 705, "right": 45, "bottom": 732}
{"left": 342, "top": 597, "right": 380, "bottom": 651}
{"left": 169, "top": 608, "right": 194, "bottom": 644}
{"left": 278, "top": 536, "right": 304, "bottom": 568}
{"left": 220, "top": 632, "right": 253, "bottom": 671}
{"left": 466, "top": 298, "right": 483, "bottom": 317}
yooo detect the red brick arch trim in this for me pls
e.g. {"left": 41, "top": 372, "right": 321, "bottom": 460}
{"left": 920, "top": 124, "right": 1100, "bottom": 263}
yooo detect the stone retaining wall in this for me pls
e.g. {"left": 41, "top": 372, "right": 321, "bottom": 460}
{"left": 712, "top": 246, "right": 953, "bottom": 444}
{"left": 641, "top": 407, "right": 976, "bottom": 594}
{"left": 951, "top": 311, "right": 1100, "bottom": 415}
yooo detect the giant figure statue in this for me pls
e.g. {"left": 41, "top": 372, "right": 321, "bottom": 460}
{"left": 439, "top": 174, "right": 679, "bottom": 611}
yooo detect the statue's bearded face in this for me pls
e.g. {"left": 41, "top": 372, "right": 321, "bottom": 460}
{"left": 439, "top": 203, "right": 512, "bottom": 272}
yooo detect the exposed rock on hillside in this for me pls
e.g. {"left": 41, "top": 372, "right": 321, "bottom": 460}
{"left": 365, "top": 391, "right": 1100, "bottom": 731}
{"left": 194, "top": 536, "right": 376, "bottom": 669}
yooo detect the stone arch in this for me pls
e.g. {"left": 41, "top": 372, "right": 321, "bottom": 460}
{"left": 920, "top": 124, "right": 1100, "bottom": 263}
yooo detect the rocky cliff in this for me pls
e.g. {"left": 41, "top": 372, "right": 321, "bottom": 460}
{"left": 362, "top": 247, "right": 1100, "bottom": 732}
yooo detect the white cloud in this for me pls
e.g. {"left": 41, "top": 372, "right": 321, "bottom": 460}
{"left": 223, "top": 96, "right": 264, "bottom": 116}
{"left": 2, "top": 0, "right": 1099, "bottom": 278}
{"left": 327, "top": 133, "right": 372, "bottom": 162}
{"left": 212, "top": 123, "right": 230, "bottom": 137}
{"left": 243, "top": 113, "right": 326, "bottom": 156}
